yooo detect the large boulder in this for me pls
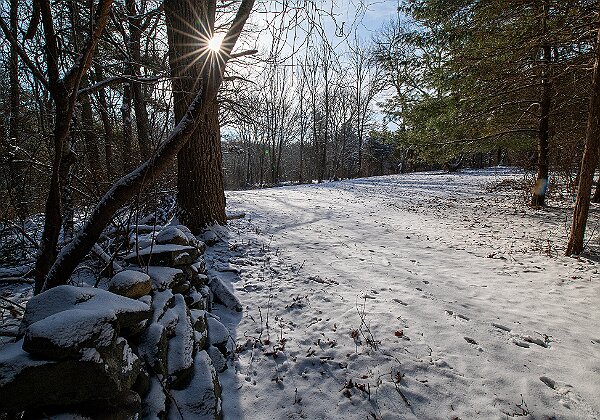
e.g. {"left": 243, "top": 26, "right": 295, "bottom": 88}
{"left": 124, "top": 244, "right": 199, "bottom": 267}
{"left": 22, "top": 308, "right": 117, "bottom": 360}
{"left": 19, "top": 285, "right": 152, "bottom": 337}
{"left": 0, "top": 338, "right": 141, "bottom": 413}
{"left": 109, "top": 270, "right": 152, "bottom": 299}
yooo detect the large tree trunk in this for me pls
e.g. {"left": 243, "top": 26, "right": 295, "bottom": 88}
{"left": 176, "top": 100, "right": 226, "bottom": 231}
{"left": 565, "top": 21, "right": 600, "bottom": 255}
{"left": 165, "top": 0, "right": 226, "bottom": 233}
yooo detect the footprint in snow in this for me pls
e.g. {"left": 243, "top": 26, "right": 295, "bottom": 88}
{"left": 539, "top": 376, "right": 598, "bottom": 415}
{"left": 445, "top": 310, "right": 470, "bottom": 321}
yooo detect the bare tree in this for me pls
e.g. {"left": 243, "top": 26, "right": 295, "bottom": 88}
{"left": 566, "top": 13, "right": 600, "bottom": 255}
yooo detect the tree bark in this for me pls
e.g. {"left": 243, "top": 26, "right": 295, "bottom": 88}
{"left": 166, "top": 0, "right": 226, "bottom": 233}
{"left": 7, "top": 0, "right": 28, "bottom": 220}
{"left": 565, "top": 21, "right": 600, "bottom": 255}
{"left": 531, "top": 6, "right": 552, "bottom": 207}
{"left": 94, "top": 65, "right": 115, "bottom": 178}
{"left": 81, "top": 82, "right": 103, "bottom": 184}
{"left": 126, "top": 0, "right": 152, "bottom": 160}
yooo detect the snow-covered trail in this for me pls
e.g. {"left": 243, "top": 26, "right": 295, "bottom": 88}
{"left": 209, "top": 168, "right": 600, "bottom": 419}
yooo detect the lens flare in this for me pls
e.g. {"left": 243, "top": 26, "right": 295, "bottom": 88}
{"left": 207, "top": 34, "right": 224, "bottom": 52}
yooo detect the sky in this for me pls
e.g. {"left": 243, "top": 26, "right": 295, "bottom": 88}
{"left": 242, "top": 0, "right": 400, "bottom": 61}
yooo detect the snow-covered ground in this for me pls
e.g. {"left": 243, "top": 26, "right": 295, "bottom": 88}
{"left": 207, "top": 168, "right": 600, "bottom": 420}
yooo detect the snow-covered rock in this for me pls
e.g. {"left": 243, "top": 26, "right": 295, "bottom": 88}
{"left": 161, "top": 295, "right": 195, "bottom": 389}
{"left": 109, "top": 270, "right": 152, "bottom": 299}
{"left": 167, "top": 350, "right": 222, "bottom": 419}
{"left": 124, "top": 244, "right": 199, "bottom": 267}
{"left": 190, "top": 309, "right": 208, "bottom": 349}
{"left": 146, "top": 266, "right": 185, "bottom": 291}
{"left": 23, "top": 308, "right": 117, "bottom": 360}
{"left": 0, "top": 338, "right": 140, "bottom": 413}
{"left": 208, "top": 275, "right": 242, "bottom": 312}
{"left": 177, "top": 224, "right": 207, "bottom": 253}
{"left": 142, "top": 376, "right": 167, "bottom": 419}
{"left": 207, "top": 316, "right": 229, "bottom": 350}
{"left": 155, "top": 226, "right": 190, "bottom": 246}
{"left": 20, "top": 285, "right": 151, "bottom": 337}
{"left": 207, "top": 345, "right": 227, "bottom": 373}
{"left": 137, "top": 322, "right": 168, "bottom": 376}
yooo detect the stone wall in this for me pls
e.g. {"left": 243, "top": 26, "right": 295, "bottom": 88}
{"left": 0, "top": 225, "right": 235, "bottom": 419}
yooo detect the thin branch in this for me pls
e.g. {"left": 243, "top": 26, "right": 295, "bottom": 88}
{"left": 0, "top": 15, "right": 49, "bottom": 88}
{"left": 230, "top": 49, "right": 258, "bottom": 59}
{"left": 78, "top": 75, "right": 161, "bottom": 96}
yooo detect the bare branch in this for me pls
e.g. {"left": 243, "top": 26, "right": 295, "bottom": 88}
{"left": 0, "top": 16, "right": 48, "bottom": 88}
{"left": 78, "top": 75, "right": 162, "bottom": 96}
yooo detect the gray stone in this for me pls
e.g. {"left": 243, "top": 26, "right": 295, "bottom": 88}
{"left": 19, "top": 285, "right": 151, "bottom": 337}
{"left": 208, "top": 275, "right": 242, "bottom": 312}
{"left": 146, "top": 266, "right": 185, "bottom": 291}
{"left": 167, "top": 350, "right": 222, "bottom": 420}
{"left": 161, "top": 295, "right": 195, "bottom": 389}
{"left": 207, "top": 345, "right": 227, "bottom": 373}
{"left": 207, "top": 316, "right": 229, "bottom": 350}
{"left": 109, "top": 270, "right": 152, "bottom": 299}
{"left": 22, "top": 309, "right": 117, "bottom": 360}
{"left": 142, "top": 376, "right": 168, "bottom": 420}
{"left": 0, "top": 338, "right": 140, "bottom": 413}
{"left": 151, "top": 289, "right": 174, "bottom": 324}
{"left": 177, "top": 225, "right": 207, "bottom": 254}
{"left": 25, "top": 390, "right": 142, "bottom": 420}
{"left": 185, "top": 289, "right": 205, "bottom": 310}
{"left": 137, "top": 322, "right": 168, "bottom": 376}
{"left": 124, "top": 244, "right": 199, "bottom": 267}
{"left": 190, "top": 309, "right": 208, "bottom": 349}
{"left": 155, "top": 226, "right": 190, "bottom": 246}
{"left": 172, "top": 280, "right": 191, "bottom": 295}
{"left": 190, "top": 273, "right": 209, "bottom": 288}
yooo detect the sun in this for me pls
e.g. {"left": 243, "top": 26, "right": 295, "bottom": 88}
{"left": 207, "top": 34, "right": 224, "bottom": 52}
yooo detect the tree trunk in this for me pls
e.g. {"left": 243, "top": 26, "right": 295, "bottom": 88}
{"left": 94, "top": 65, "right": 115, "bottom": 178}
{"left": 166, "top": 0, "right": 226, "bottom": 233}
{"left": 7, "top": 0, "right": 28, "bottom": 220}
{"left": 81, "top": 85, "right": 103, "bottom": 185}
{"left": 176, "top": 100, "right": 226, "bottom": 232}
{"left": 121, "top": 75, "right": 135, "bottom": 173}
{"left": 126, "top": 0, "right": 152, "bottom": 160}
{"left": 565, "top": 21, "right": 600, "bottom": 255}
{"left": 531, "top": 7, "right": 552, "bottom": 207}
